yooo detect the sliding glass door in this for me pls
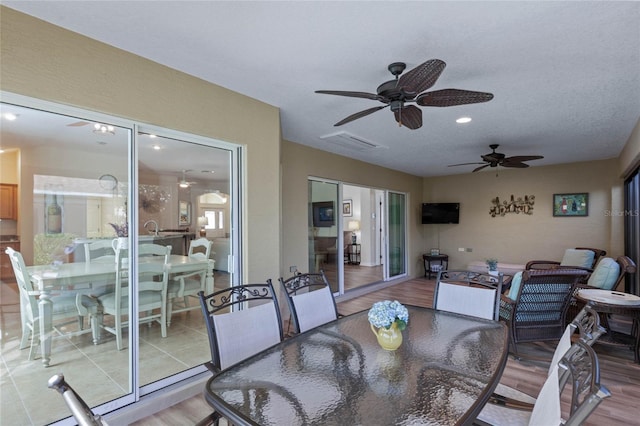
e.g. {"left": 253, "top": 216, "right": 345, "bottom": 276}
{"left": 308, "top": 179, "right": 340, "bottom": 293}
{"left": 0, "top": 96, "right": 239, "bottom": 425}
{"left": 307, "top": 179, "right": 408, "bottom": 295}
{"left": 387, "top": 191, "right": 407, "bottom": 279}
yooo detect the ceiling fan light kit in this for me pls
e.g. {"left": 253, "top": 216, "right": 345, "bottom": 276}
{"left": 316, "top": 59, "right": 493, "bottom": 130}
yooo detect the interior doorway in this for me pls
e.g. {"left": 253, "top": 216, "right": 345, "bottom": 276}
{"left": 342, "top": 184, "right": 385, "bottom": 290}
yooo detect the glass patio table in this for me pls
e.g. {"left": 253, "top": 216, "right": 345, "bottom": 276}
{"left": 204, "top": 305, "right": 508, "bottom": 425}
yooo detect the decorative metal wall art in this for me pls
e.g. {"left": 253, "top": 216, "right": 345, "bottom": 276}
{"left": 489, "top": 195, "right": 535, "bottom": 217}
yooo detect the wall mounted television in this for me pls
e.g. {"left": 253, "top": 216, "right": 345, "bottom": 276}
{"left": 312, "top": 201, "right": 335, "bottom": 227}
{"left": 422, "top": 203, "right": 460, "bottom": 224}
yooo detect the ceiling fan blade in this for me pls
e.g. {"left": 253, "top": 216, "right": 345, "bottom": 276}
{"left": 67, "top": 121, "right": 89, "bottom": 127}
{"left": 397, "top": 59, "right": 446, "bottom": 94}
{"left": 503, "top": 155, "right": 544, "bottom": 163}
{"left": 473, "top": 164, "right": 490, "bottom": 172}
{"left": 501, "top": 162, "right": 529, "bottom": 168}
{"left": 315, "top": 90, "right": 385, "bottom": 102}
{"left": 448, "top": 162, "right": 485, "bottom": 167}
{"left": 394, "top": 105, "right": 422, "bottom": 129}
{"left": 416, "top": 89, "right": 494, "bottom": 107}
{"left": 334, "top": 105, "right": 388, "bottom": 126}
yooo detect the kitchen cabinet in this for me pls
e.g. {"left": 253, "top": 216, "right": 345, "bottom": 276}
{"left": 0, "top": 184, "right": 18, "bottom": 220}
{"left": 0, "top": 240, "right": 20, "bottom": 282}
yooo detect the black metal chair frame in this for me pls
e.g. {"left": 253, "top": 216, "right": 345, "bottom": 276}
{"left": 279, "top": 271, "right": 339, "bottom": 335}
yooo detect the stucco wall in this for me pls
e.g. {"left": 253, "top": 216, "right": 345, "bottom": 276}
{"left": 0, "top": 7, "right": 281, "bottom": 282}
{"left": 422, "top": 158, "right": 623, "bottom": 268}
{"left": 280, "top": 140, "right": 424, "bottom": 279}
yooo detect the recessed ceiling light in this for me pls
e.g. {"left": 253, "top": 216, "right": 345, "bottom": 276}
{"left": 0, "top": 149, "right": 5, "bottom": 154}
{"left": 149, "top": 134, "right": 157, "bottom": 138}
{"left": 93, "top": 123, "right": 115, "bottom": 135}
{"left": 152, "top": 145, "right": 161, "bottom": 150}
{"left": 456, "top": 117, "right": 472, "bottom": 124}
{"left": 2, "top": 113, "right": 18, "bottom": 121}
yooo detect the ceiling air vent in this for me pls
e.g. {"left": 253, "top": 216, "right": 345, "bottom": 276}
{"left": 320, "top": 131, "right": 382, "bottom": 151}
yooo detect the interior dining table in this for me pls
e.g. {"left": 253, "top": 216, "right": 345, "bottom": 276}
{"left": 26, "top": 254, "right": 214, "bottom": 367}
{"left": 204, "top": 305, "right": 509, "bottom": 426}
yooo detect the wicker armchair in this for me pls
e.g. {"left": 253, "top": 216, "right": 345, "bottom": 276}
{"left": 499, "top": 269, "right": 590, "bottom": 354}
{"left": 566, "top": 255, "right": 637, "bottom": 320}
{"left": 525, "top": 247, "right": 606, "bottom": 271}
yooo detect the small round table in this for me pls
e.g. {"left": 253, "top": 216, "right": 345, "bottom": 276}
{"left": 576, "top": 289, "right": 640, "bottom": 364}
{"left": 423, "top": 253, "right": 449, "bottom": 279}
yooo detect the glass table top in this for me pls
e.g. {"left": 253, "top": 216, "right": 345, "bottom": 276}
{"left": 205, "top": 305, "right": 508, "bottom": 425}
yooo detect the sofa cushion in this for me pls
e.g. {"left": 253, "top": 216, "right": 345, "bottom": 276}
{"left": 587, "top": 257, "right": 620, "bottom": 290}
{"left": 507, "top": 271, "right": 523, "bottom": 301}
{"left": 560, "top": 249, "right": 594, "bottom": 268}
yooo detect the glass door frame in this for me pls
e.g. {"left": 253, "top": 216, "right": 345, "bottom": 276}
{"left": 308, "top": 177, "right": 409, "bottom": 296}
{"left": 2, "top": 91, "right": 243, "bottom": 422}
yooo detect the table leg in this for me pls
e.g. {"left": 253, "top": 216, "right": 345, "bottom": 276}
{"left": 38, "top": 289, "right": 53, "bottom": 367}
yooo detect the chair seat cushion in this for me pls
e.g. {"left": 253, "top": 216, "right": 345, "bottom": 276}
{"left": 98, "top": 291, "right": 160, "bottom": 310}
{"left": 560, "top": 249, "right": 594, "bottom": 268}
{"left": 49, "top": 295, "right": 81, "bottom": 316}
{"left": 507, "top": 271, "right": 523, "bottom": 300}
{"left": 168, "top": 277, "right": 202, "bottom": 295}
{"left": 587, "top": 257, "right": 620, "bottom": 290}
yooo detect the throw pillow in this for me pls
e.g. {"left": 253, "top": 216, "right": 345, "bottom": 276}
{"left": 560, "top": 249, "right": 595, "bottom": 268}
{"left": 507, "top": 271, "right": 523, "bottom": 301}
{"left": 587, "top": 257, "right": 620, "bottom": 290}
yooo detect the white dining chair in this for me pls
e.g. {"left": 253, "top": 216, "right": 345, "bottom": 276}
{"left": 475, "top": 340, "right": 611, "bottom": 426}
{"left": 96, "top": 244, "right": 171, "bottom": 350}
{"left": 5, "top": 247, "right": 100, "bottom": 360}
{"left": 166, "top": 237, "right": 212, "bottom": 326}
{"left": 83, "top": 239, "right": 116, "bottom": 264}
{"left": 279, "top": 271, "right": 339, "bottom": 335}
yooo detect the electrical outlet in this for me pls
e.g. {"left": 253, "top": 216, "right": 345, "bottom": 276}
{"left": 466, "top": 248, "right": 473, "bottom": 252}
{"left": 458, "top": 247, "right": 465, "bottom": 252}
{"left": 289, "top": 265, "right": 297, "bottom": 273}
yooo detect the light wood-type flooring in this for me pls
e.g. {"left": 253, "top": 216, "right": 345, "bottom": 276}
{"left": 134, "top": 276, "right": 640, "bottom": 425}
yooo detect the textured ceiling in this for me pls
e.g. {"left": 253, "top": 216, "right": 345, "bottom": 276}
{"left": 4, "top": 1, "right": 640, "bottom": 177}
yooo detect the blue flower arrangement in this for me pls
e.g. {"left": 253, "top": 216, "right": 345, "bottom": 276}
{"left": 368, "top": 300, "right": 409, "bottom": 330}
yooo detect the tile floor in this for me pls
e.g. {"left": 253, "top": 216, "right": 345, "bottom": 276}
{"left": 0, "top": 277, "right": 217, "bottom": 426}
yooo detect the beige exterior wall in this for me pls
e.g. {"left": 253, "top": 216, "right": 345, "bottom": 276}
{"left": 422, "top": 158, "right": 623, "bottom": 268}
{"left": 0, "top": 7, "right": 281, "bottom": 281}
{"left": 281, "top": 140, "right": 424, "bottom": 279}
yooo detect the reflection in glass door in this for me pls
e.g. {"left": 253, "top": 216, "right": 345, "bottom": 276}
{"left": 387, "top": 191, "right": 406, "bottom": 278}
{"left": 308, "top": 179, "right": 340, "bottom": 293}
{"left": 0, "top": 99, "right": 237, "bottom": 425}
{"left": 135, "top": 129, "right": 233, "bottom": 391}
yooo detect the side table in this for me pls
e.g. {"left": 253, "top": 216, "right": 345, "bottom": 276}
{"left": 576, "top": 289, "right": 640, "bottom": 364}
{"left": 423, "top": 253, "right": 448, "bottom": 279}
{"left": 347, "top": 244, "right": 361, "bottom": 265}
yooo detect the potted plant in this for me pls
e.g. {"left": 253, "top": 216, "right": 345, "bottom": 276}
{"left": 486, "top": 258, "right": 499, "bottom": 275}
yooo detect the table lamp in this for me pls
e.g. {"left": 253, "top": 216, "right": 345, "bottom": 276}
{"left": 348, "top": 220, "right": 360, "bottom": 244}
{"left": 197, "top": 216, "right": 208, "bottom": 237}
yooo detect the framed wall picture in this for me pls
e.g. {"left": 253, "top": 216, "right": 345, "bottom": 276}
{"left": 553, "top": 193, "right": 588, "bottom": 217}
{"left": 179, "top": 201, "right": 191, "bottom": 225}
{"left": 312, "top": 201, "right": 335, "bottom": 227}
{"left": 343, "top": 199, "right": 353, "bottom": 217}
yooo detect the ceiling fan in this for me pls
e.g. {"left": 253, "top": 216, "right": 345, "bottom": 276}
{"left": 315, "top": 59, "right": 493, "bottom": 130}
{"left": 178, "top": 170, "right": 197, "bottom": 188}
{"left": 448, "top": 144, "right": 544, "bottom": 172}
